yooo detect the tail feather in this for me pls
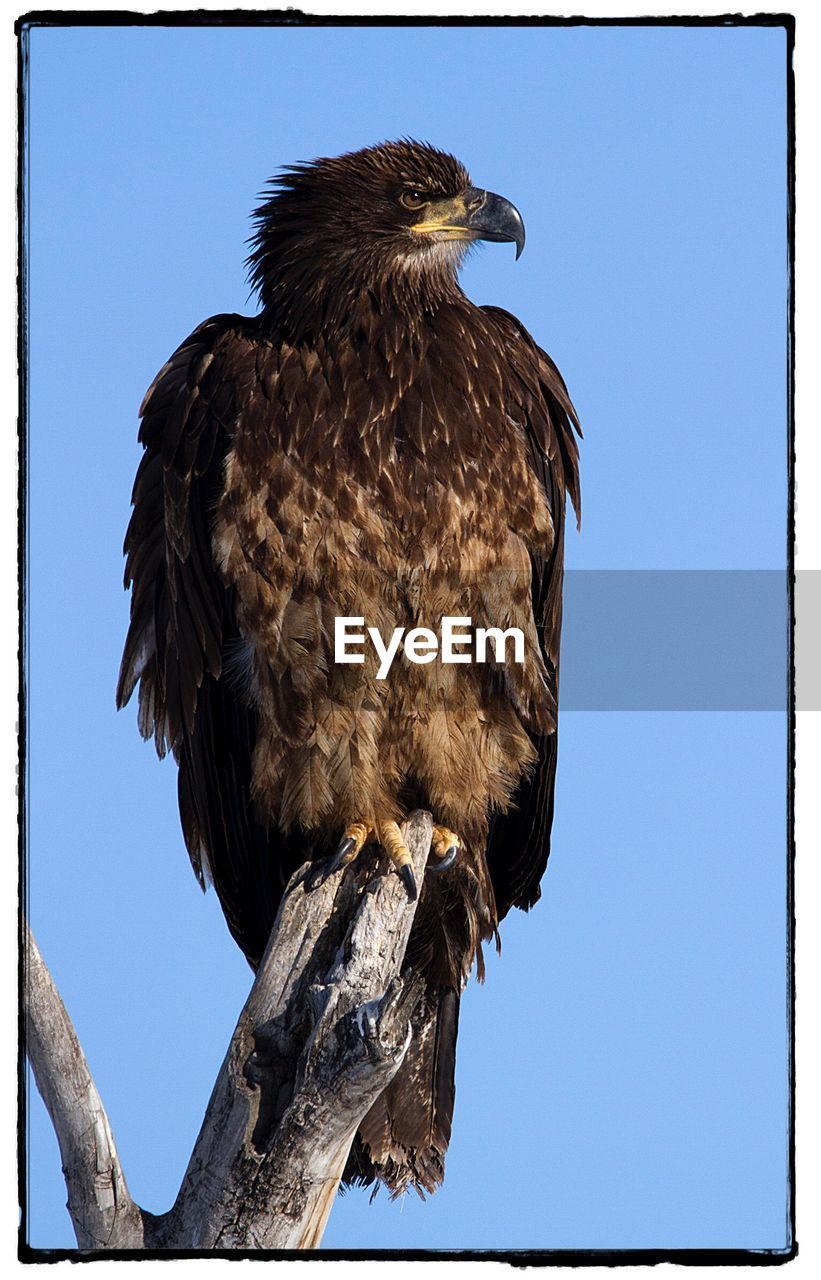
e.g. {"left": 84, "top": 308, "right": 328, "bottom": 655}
{"left": 350, "top": 985, "right": 460, "bottom": 1197}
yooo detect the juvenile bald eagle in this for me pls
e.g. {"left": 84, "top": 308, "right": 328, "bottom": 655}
{"left": 117, "top": 140, "right": 580, "bottom": 1197}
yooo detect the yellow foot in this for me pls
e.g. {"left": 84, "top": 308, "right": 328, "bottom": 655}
{"left": 317, "top": 818, "right": 417, "bottom": 902}
{"left": 318, "top": 817, "right": 459, "bottom": 901}
{"left": 309, "top": 821, "right": 373, "bottom": 890}
{"left": 429, "top": 825, "right": 461, "bottom": 874}
{"left": 376, "top": 819, "right": 417, "bottom": 902}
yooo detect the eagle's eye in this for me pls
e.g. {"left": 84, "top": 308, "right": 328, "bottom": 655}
{"left": 399, "top": 189, "right": 428, "bottom": 211}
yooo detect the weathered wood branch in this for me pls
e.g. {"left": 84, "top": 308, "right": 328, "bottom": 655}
{"left": 25, "top": 811, "right": 434, "bottom": 1251}
{"left": 24, "top": 922, "right": 146, "bottom": 1248}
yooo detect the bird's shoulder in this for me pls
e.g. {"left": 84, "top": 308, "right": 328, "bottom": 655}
{"left": 138, "top": 312, "right": 269, "bottom": 421}
{"left": 479, "top": 304, "right": 574, "bottom": 405}
{"left": 477, "top": 303, "right": 581, "bottom": 522}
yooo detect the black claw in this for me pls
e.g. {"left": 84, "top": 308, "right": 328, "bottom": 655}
{"left": 399, "top": 864, "right": 418, "bottom": 902}
{"left": 428, "top": 844, "right": 458, "bottom": 874}
{"left": 324, "top": 835, "right": 356, "bottom": 878}
{"left": 307, "top": 836, "right": 356, "bottom": 890}
{"left": 333, "top": 835, "right": 356, "bottom": 867}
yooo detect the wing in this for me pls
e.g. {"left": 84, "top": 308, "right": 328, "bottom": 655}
{"left": 116, "top": 313, "right": 301, "bottom": 966}
{"left": 480, "top": 305, "right": 581, "bottom": 921}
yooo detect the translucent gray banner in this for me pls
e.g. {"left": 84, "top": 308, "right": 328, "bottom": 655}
{"left": 559, "top": 571, "right": 793, "bottom": 711}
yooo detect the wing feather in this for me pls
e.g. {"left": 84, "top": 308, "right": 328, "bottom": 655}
{"left": 117, "top": 314, "right": 304, "bottom": 961}
{"left": 481, "top": 305, "right": 581, "bottom": 919}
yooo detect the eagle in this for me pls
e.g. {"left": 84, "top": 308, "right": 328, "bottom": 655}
{"left": 117, "top": 140, "right": 580, "bottom": 1197}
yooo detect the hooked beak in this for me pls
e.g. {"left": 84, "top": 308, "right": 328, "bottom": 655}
{"left": 411, "top": 185, "right": 526, "bottom": 260}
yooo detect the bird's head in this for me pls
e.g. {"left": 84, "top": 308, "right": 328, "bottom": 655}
{"left": 247, "top": 140, "right": 525, "bottom": 334}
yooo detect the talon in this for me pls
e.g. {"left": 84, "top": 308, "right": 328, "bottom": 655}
{"left": 399, "top": 864, "right": 418, "bottom": 902}
{"left": 332, "top": 835, "right": 356, "bottom": 868}
{"left": 310, "top": 816, "right": 426, "bottom": 902}
{"left": 429, "top": 825, "right": 461, "bottom": 873}
{"left": 310, "top": 822, "right": 372, "bottom": 888}
{"left": 428, "top": 844, "right": 458, "bottom": 874}
{"left": 310, "top": 838, "right": 353, "bottom": 887}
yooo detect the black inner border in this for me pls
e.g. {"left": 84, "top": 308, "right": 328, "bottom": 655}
{"left": 16, "top": 8, "right": 797, "bottom": 1266}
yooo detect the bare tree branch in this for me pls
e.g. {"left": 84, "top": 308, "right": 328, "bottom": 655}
{"left": 25, "top": 811, "right": 434, "bottom": 1251}
{"left": 24, "top": 921, "right": 146, "bottom": 1249}
{"left": 153, "top": 809, "right": 433, "bottom": 1249}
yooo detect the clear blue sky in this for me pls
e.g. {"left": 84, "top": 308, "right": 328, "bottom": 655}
{"left": 24, "top": 21, "right": 790, "bottom": 1251}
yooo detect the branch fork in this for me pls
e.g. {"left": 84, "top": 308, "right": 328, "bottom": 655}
{"left": 25, "top": 811, "right": 434, "bottom": 1251}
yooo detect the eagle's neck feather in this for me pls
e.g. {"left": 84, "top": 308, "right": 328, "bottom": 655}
{"left": 255, "top": 245, "right": 468, "bottom": 346}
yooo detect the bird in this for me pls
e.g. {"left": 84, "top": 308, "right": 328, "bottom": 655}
{"left": 117, "top": 139, "right": 580, "bottom": 1198}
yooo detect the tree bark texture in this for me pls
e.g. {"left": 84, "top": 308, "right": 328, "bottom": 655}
{"left": 25, "top": 811, "right": 434, "bottom": 1252}
{"left": 24, "top": 924, "right": 146, "bottom": 1249}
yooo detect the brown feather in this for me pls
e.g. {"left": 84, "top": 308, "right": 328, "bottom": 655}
{"left": 118, "top": 140, "right": 581, "bottom": 1197}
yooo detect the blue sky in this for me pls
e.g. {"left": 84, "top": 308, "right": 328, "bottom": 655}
{"left": 24, "top": 20, "right": 790, "bottom": 1252}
